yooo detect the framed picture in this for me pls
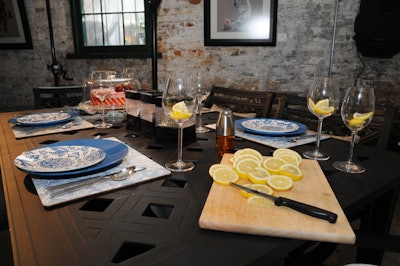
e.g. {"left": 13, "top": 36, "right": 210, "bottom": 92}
{"left": 204, "top": 0, "right": 278, "bottom": 46}
{"left": 0, "top": 0, "right": 33, "bottom": 49}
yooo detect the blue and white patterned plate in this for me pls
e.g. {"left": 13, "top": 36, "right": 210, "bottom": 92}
{"left": 15, "top": 145, "right": 106, "bottom": 172}
{"left": 11, "top": 112, "right": 76, "bottom": 126}
{"left": 242, "top": 118, "right": 300, "bottom": 133}
{"left": 16, "top": 139, "right": 129, "bottom": 178}
{"left": 236, "top": 118, "right": 307, "bottom": 136}
{"left": 16, "top": 112, "right": 71, "bottom": 125}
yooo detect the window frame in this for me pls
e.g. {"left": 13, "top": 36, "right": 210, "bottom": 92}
{"left": 67, "top": 0, "right": 153, "bottom": 59}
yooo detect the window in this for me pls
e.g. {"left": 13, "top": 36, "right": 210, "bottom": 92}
{"left": 68, "top": 0, "right": 152, "bottom": 58}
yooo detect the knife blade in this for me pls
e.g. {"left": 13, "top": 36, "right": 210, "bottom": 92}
{"left": 230, "top": 182, "right": 337, "bottom": 223}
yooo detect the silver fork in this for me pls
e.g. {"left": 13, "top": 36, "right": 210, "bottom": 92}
{"left": 284, "top": 134, "right": 317, "bottom": 143}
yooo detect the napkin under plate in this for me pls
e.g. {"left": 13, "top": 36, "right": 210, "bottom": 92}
{"left": 31, "top": 137, "right": 171, "bottom": 207}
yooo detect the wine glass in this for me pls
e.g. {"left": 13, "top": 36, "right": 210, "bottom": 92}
{"left": 303, "top": 76, "right": 341, "bottom": 160}
{"left": 191, "top": 69, "right": 211, "bottom": 133}
{"left": 162, "top": 74, "right": 198, "bottom": 172}
{"left": 90, "top": 71, "right": 116, "bottom": 128}
{"left": 333, "top": 82, "right": 375, "bottom": 173}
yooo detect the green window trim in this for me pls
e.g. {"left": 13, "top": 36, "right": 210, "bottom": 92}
{"left": 67, "top": 0, "right": 153, "bottom": 59}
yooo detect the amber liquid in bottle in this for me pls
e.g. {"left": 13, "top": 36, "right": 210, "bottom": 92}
{"left": 216, "top": 135, "right": 235, "bottom": 156}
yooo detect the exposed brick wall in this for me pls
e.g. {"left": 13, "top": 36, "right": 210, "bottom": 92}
{"left": 0, "top": 0, "right": 399, "bottom": 111}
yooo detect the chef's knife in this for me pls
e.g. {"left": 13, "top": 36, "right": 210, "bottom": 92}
{"left": 230, "top": 182, "right": 337, "bottom": 223}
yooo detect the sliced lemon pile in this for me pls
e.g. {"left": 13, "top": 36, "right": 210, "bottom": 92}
{"left": 248, "top": 167, "right": 270, "bottom": 184}
{"left": 262, "top": 157, "right": 286, "bottom": 175}
{"left": 309, "top": 98, "right": 335, "bottom": 115}
{"left": 211, "top": 167, "right": 239, "bottom": 185}
{"left": 279, "top": 163, "right": 303, "bottom": 181}
{"left": 267, "top": 175, "right": 294, "bottom": 191}
{"left": 238, "top": 183, "right": 255, "bottom": 198}
{"left": 234, "top": 158, "right": 261, "bottom": 179}
{"left": 349, "top": 111, "right": 374, "bottom": 127}
{"left": 170, "top": 101, "right": 192, "bottom": 120}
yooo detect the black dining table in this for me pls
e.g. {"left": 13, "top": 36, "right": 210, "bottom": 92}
{"left": 0, "top": 110, "right": 399, "bottom": 265}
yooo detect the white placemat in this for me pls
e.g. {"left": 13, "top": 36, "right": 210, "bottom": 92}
{"left": 206, "top": 124, "right": 329, "bottom": 149}
{"left": 11, "top": 117, "right": 95, "bottom": 139}
{"left": 31, "top": 137, "right": 171, "bottom": 207}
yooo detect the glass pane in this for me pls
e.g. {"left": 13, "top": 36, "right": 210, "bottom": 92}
{"left": 103, "top": 14, "right": 124, "bottom": 45}
{"left": 123, "top": 0, "right": 145, "bottom": 12}
{"left": 124, "top": 13, "right": 145, "bottom": 45}
{"left": 102, "top": 0, "right": 122, "bottom": 13}
{"left": 83, "top": 14, "right": 103, "bottom": 46}
{"left": 81, "top": 0, "right": 101, "bottom": 13}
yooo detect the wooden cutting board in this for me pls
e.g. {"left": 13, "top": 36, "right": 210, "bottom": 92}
{"left": 199, "top": 154, "right": 356, "bottom": 244}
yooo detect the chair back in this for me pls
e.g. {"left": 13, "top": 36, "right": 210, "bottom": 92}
{"left": 33, "top": 86, "right": 83, "bottom": 109}
{"left": 207, "top": 86, "right": 275, "bottom": 118}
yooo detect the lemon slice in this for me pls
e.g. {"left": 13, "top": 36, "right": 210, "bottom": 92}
{"left": 233, "top": 154, "right": 261, "bottom": 167}
{"left": 348, "top": 118, "right": 365, "bottom": 127}
{"left": 212, "top": 167, "right": 239, "bottom": 185}
{"left": 234, "top": 148, "right": 263, "bottom": 162}
{"left": 353, "top": 111, "right": 374, "bottom": 120}
{"left": 238, "top": 183, "right": 254, "bottom": 198}
{"left": 309, "top": 98, "right": 335, "bottom": 115}
{"left": 279, "top": 163, "right": 303, "bottom": 181}
{"left": 275, "top": 153, "right": 300, "bottom": 166}
{"left": 262, "top": 157, "right": 286, "bottom": 175}
{"left": 248, "top": 167, "right": 270, "bottom": 184}
{"left": 247, "top": 196, "right": 274, "bottom": 207}
{"left": 267, "top": 175, "right": 294, "bottom": 191}
{"left": 170, "top": 101, "right": 192, "bottom": 120}
{"left": 234, "top": 158, "right": 261, "bottom": 179}
{"left": 272, "top": 148, "right": 302, "bottom": 165}
{"left": 208, "top": 164, "right": 232, "bottom": 177}
{"left": 252, "top": 184, "right": 274, "bottom": 195}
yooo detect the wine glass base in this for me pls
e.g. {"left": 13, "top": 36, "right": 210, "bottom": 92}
{"left": 196, "top": 126, "right": 210, "bottom": 133}
{"left": 165, "top": 160, "right": 195, "bottom": 172}
{"left": 333, "top": 161, "right": 365, "bottom": 173}
{"left": 95, "top": 122, "right": 113, "bottom": 129}
{"left": 303, "top": 150, "right": 330, "bottom": 161}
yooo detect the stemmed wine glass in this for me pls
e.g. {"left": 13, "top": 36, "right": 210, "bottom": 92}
{"left": 191, "top": 69, "right": 211, "bottom": 133}
{"left": 303, "top": 76, "right": 341, "bottom": 160}
{"left": 162, "top": 74, "right": 198, "bottom": 172}
{"left": 90, "top": 71, "right": 116, "bottom": 128}
{"left": 333, "top": 82, "right": 375, "bottom": 173}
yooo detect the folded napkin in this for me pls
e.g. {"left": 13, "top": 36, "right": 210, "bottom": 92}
{"left": 31, "top": 137, "right": 171, "bottom": 207}
{"left": 11, "top": 117, "right": 95, "bottom": 139}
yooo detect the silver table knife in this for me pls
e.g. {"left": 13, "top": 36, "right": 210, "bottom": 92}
{"left": 230, "top": 182, "right": 337, "bottom": 223}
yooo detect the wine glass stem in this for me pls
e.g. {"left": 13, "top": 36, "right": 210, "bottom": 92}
{"left": 100, "top": 100, "right": 106, "bottom": 124}
{"left": 347, "top": 131, "right": 357, "bottom": 163}
{"left": 177, "top": 123, "right": 184, "bottom": 163}
{"left": 198, "top": 104, "right": 203, "bottom": 127}
{"left": 315, "top": 118, "right": 324, "bottom": 152}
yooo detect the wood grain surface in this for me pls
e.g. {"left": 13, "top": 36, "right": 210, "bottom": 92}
{"left": 199, "top": 154, "right": 356, "bottom": 244}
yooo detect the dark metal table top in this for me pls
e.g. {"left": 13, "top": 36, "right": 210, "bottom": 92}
{"left": 1, "top": 111, "right": 400, "bottom": 265}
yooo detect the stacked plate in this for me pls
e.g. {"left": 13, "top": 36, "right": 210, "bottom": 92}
{"left": 236, "top": 118, "right": 307, "bottom": 136}
{"left": 14, "top": 139, "right": 129, "bottom": 178}
{"left": 9, "top": 111, "right": 79, "bottom": 127}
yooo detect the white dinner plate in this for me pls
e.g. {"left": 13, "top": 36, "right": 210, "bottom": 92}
{"left": 241, "top": 118, "right": 300, "bottom": 133}
{"left": 16, "top": 112, "right": 72, "bottom": 125}
{"left": 15, "top": 145, "right": 106, "bottom": 172}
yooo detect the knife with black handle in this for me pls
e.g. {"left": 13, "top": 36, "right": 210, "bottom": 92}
{"left": 230, "top": 182, "right": 338, "bottom": 223}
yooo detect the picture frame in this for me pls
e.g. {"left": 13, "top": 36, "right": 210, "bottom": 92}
{"left": 204, "top": 0, "right": 278, "bottom": 46}
{"left": 0, "top": 0, "right": 33, "bottom": 49}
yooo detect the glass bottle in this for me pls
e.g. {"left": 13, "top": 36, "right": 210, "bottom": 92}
{"left": 216, "top": 109, "right": 235, "bottom": 156}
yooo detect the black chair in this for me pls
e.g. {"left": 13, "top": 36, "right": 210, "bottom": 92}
{"left": 33, "top": 86, "right": 83, "bottom": 109}
{"left": 206, "top": 86, "right": 276, "bottom": 118}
